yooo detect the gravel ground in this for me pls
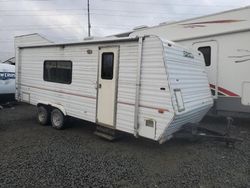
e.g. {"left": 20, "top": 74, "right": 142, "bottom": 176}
{"left": 0, "top": 103, "right": 249, "bottom": 188}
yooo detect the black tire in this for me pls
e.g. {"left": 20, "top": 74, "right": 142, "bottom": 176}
{"left": 37, "top": 105, "right": 49, "bottom": 125}
{"left": 51, "top": 108, "right": 65, "bottom": 130}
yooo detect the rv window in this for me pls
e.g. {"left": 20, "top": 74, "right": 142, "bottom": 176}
{"left": 198, "top": 46, "right": 211, "bottom": 66}
{"left": 44, "top": 60, "right": 72, "bottom": 84}
{"left": 101, "top": 52, "right": 114, "bottom": 80}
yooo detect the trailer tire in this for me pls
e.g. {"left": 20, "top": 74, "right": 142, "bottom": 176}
{"left": 51, "top": 108, "right": 65, "bottom": 130}
{"left": 37, "top": 105, "right": 50, "bottom": 125}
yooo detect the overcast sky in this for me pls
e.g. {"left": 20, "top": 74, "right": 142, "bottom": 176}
{"left": 0, "top": 0, "right": 250, "bottom": 62}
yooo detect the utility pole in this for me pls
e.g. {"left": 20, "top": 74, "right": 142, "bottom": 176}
{"left": 87, "top": 0, "right": 91, "bottom": 37}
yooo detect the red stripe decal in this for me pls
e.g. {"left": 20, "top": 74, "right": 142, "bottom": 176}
{"left": 209, "top": 84, "right": 215, "bottom": 89}
{"left": 118, "top": 101, "right": 169, "bottom": 112}
{"left": 182, "top": 20, "right": 245, "bottom": 28}
{"left": 209, "top": 84, "right": 239, "bottom": 97}
{"left": 182, "top": 19, "right": 245, "bottom": 25}
{"left": 21, "top": 84, "right": 96, "bottom": 100}
{"left": 218, "top": 87, "right": 239, "bottom": 97}
{"left": 21, "top": 84, "right": 170, "bottom": 111}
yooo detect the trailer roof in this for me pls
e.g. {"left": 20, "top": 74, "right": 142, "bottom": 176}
{"left": 114, "top": 6, "right": 250, "bottom": 40}
{"left": 139, "top": 6, "right": 250, "bottom": 30}
{"left": 18, "top": 36, "right": 139, "bottom": 49}
{"left": 131, "top": 6, "right": 250, "bottom": 41}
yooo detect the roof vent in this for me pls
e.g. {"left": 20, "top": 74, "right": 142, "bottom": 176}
{"left": 84, "top": 36, "right": 94, "bottom": 40}
{"left": 133, "top": 25, "right": 149, "bottom": 30}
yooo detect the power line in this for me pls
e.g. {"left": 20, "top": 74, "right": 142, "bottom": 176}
{"left": 0, "top": 11, "right": 206, "bottom": 17}
{"left": 0, "top": 13, "right": 86, "bottom": 16}
{"left": 0, "top": 12, "right": 206, "bottom": 17}
{"left": 1, "top": 23, "right": 135, "bottom": 28}
{"left": 0, "top": 25, "right": 132, "bottom": 32}
{"left": 0, "top": 0, "right": 52, "bottom": 2}
{"left": 0, "top": 26, "right": 83, "bottom": 31}
{"left": 0, "top": 36, "right": 81, "bottom": 41}
{"left": 0, "top": 6, "right": 240, "bottom": 17}
{"left": 0, "top": 22, "right": 136, "bottom": 33}
{"left": 95, "top": 0, "right": 239, "bottom": 7}
{"left": 90, "top": 12, "right": 193, "bottom": 18}
{"left": 1, "top": 24, "right": 83, "bottom": 28}
{"left": 0, "top": 7, "right": 236, "bottom": 13}
{"left": 0, "top": 0, "right": 246, "bottom": 7}
{"left": 0, "top": 22, "right": 136, "bottom": 29}
{"left": 0, "top": 0, "right": 240, "bottom": 7}
{"left": 0, "top": 9, "right": 83, "bottom": 11}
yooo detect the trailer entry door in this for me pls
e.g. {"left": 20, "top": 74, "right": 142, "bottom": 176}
{"left": 193, "top": 41, "right": 218, "bottom": 98}
{"left": 97, "top": 47, "right": 119, "bottom": 127}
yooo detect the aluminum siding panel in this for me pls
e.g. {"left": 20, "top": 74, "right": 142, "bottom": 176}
{"left": 18, "top": 45, "right": 98, "bottom": 122}
{"left": 116, "top": 37, "right": 175, "bottom": 137}
{"left": 116, "top": 43, "right": 138, "bottom": 133}
{"left": 138, "top": 37, "right": 175, "bottom": 140}
{"left": 18, "top": 41, "right": 140, "bottom": 124}
{"left": 161, "top": 42, "right": 213, "bottom": 142}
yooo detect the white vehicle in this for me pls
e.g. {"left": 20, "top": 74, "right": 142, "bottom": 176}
{"left": 129, "top": 6, "right": 250, "bottom": 118}
{"left": 0, "top": 63, "right": 15, "bottom": 102}
{"left": 15, "top": 35, "right": 213, "bottom": 143}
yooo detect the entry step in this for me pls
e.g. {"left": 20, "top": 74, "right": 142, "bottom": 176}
{"left": 94, "top": 125, "right": 118, "bottom": 141}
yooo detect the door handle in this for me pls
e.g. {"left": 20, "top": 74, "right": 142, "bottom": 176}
{"left": 99, "top": 83, "right": 102, "bottom": 88}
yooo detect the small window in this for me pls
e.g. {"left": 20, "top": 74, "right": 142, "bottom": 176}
{"left": 101, "top": 52, "right": 114, "bottom": 80}
{"left": 198, "top": 46, "right": 211, "bottom": 66}
{"left": 44, "top": 60, "right": 72, "bottom": 84}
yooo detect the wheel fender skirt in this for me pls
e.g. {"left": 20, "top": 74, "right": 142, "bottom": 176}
{"left": 37, "top": 101, "right": 67, "bottom": 116}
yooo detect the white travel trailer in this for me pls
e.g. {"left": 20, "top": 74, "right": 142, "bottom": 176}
{"left": 0, "top": 63, "right": 15, "bottom": 102}
{"left": 1, "top": 33, "right": 50, "bottom": 103}
{"left": 15, "top": 35, "right": 213, "bottom": 143}
{"left": 128, "top": 6, "right": 250, "bottom": 118}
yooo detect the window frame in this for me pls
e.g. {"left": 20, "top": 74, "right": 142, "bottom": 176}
{"left": 43, "top": 60, "right": 73, "bottom": 84}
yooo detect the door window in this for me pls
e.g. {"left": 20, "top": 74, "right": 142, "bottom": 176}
{"left": 101, "top": 52, "right": 114, "bottom": 80}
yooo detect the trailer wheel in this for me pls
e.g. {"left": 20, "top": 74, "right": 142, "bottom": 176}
{"left": 51, "top": 108, "right": 65, "bottom": 130}
{"left": 37, "top": 105, "right": 50, "bottom": 125}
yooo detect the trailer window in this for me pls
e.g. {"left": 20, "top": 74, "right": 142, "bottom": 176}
{"left": 44, "top": 60, "right": 72, "bottom": 84}
{"left": 198, "top": 46, "right": 211, "bottom": 66}
{"left": 101, "top": 52, "right": 114, "bottom": 80}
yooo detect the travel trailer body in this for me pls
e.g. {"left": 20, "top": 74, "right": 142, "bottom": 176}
{"left": 130, "top": 6, "right": 250, "bottom": 117}
{"left": 0, "top": 63, "right": 15, "bottom": 102}
{"left": 15, "top": 35, "right": 213, "bottom": 143}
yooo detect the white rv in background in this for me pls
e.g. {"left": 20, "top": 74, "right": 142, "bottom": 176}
{"left": 0, "top": 63, "right": 15, "bottom": 102}
{"left": 15, "top": 35, "right": 213, "bottom": 143}
{"left": 128, "top": 6, "right": 250, "bottom": 118}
